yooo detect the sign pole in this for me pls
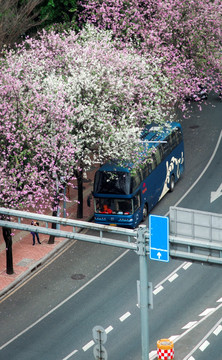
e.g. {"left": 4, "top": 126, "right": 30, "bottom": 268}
{"left": 137, "top": 225, "right": 149, "bottom": 360}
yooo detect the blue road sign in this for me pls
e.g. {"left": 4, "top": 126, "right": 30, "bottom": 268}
{"left": 149, "top": 215, "right": 169, "bottom": 262}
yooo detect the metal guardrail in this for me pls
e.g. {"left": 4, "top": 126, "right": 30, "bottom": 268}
{"left": 169, "top": 206, "right": 222, "bottom": 265}
{"left": 0, "top": 207, "right": 137, "bottom": 250}
{"left": 170, "top": 235, "right": 222, "bottom": 265}
{"left": 1, "top": 207, "right": 222, "bottom": 264}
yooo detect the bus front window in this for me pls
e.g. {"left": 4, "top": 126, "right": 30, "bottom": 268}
{"left": 95, "top": 198, "right": 133, "bottom": 215}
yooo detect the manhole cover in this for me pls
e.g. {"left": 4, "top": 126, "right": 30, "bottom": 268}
{"left": 71, "top": 274, "right": 85, "bottom": 280}
{"left": 189, "top": 125, "right": 199, "bottom": 129}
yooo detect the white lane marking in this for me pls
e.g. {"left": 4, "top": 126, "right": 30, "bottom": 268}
{"left": 217, "top": 297, "right": 222, "bottom": 302}
{"left": 167, "top": 130, "right": 222, "bottom": 210}
{"left": 168, "top": 273, "right": 178, "bottom": 282}
{"left": 0, "top": 250, "right": 129, "bottom": 351}
{"left": 188, "top": 357, "right": 195, "bottom": 360}
{"left": 153, "top": 285, "right": 164, "bottom": 295}
{"left": 149, "top": 350, "right": 157, "bottom": 358}
{"left": 183, "top": 262, "right": 192, "bottom": 270}
{"left": 182, "top": 321, "right": 197, "bottom": 329}
{"left": 169, "top": 335, "right": 180, "bottom": 342}
{"left": 62, "top": 349, "right": 78, "bottom": 360}
{"left": 119, "top": 312, "right": 131, "bottom": 322}
{"left": 199, "top": 340, "right": 210, "bottom": 352}
{"left": 105, "top": 325, "right": 113, "bottom": 334}
{"left": 82, "top": 340, "right": 94, "bottom": 352}
{"left": 181, "top": 312, "right": 222, "bottom": 360}
{"left": 154, "top": 263, "right": 186, "bottom": 288}
{"left": 213, "top": 324, "right": 222, "bottom": 336}
{"left": 199, "top": 308, "right": 215, "bottom": 316}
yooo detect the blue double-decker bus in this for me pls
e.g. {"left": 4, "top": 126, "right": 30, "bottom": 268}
{"left": 92, "top": 122, "right": 185, "bottom": 228}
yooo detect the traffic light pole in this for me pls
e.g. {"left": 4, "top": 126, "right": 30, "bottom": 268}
{"left": 137, "top": 225, "right": 150, "bottom": 360}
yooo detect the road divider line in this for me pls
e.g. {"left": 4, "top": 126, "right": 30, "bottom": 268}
{"left": 213, "top": 324, "right": 222, "bottom": 336}
{"left": 179, "top": 311, "right": 222, "bottom": 360}
{"left": 62, "top": 349, "right": 78, "bottom": 360}
{"left": 82, "top": 340, "right": 94, "bottom": 352}
{"left": 199, "top": 340, "right": 210, "bottom": 351}
{"left": 168, "top": 273, "right": 179, "bottom": 282}
{"left": 169, "top": 335, "right": 180, "bottom": 342}
{"left": 153, "top": 285, "right": 164, "bottom": 295}
{"left": 199, "top": 308, "right": 215, "bottom": 316}
{"left": 182, "top": 321, "right": 197, "bottom": 329}
{"left": 105, "top": 325, "right": 113, "bottom": 334}
{"left": 183, "top": 262, "right": 192, "bottom": 270}
{"left": 119, "top": 312, "right": 131, "bottom": 322}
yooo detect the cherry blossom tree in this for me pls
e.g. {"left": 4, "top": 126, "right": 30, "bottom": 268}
{"left": 0, "top": 63, "right": 79, "bottom": 250}
{"left": 79, "top": 0, "right": 222, "bottom": 101}
{"left": 1, "top": 25, "right": 177, "bottom": 219}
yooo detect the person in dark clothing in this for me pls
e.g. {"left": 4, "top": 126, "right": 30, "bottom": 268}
{"left": 31, "top": 221, "right": 41, "bottom": 245}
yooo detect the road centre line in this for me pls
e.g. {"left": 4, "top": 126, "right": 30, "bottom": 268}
{"left": 179, "top": 312, "right": 222, "bottom": 360}
{"left": 105, "top": 325, "right": 113, "bottom": 334}
{"left": 213, "top": 324, "right": 222, "bottom": 335}
{"left": 182, "top": 321, "right": 197, "bottom": 329}
{"left": 153, "top": 285, "right": 164, "bottom": 295}
{"left": 199, "top": 340, "right": 210, "bottom": 351}
{"left": 168, "top": 273, "right": 179, "bottom": 282}
{"left": 82, "top": 340, "right": 94, "bottom": 352}
{"left": 199, "top": 308, "right": 215, "bottom": 317}
{"left": 119, "top": 311, "right": 131, "bottom": 322}
{"left": 62, "top": 349, "right": 78, "bottom": 360}
{"left": 154, "top": 262, "right": 187, "bottom": 289}
{"left": 183, "top": 262, "right": 192, "bottom": 270}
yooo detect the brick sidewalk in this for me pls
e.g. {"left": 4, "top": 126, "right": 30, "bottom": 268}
{"left": 0, "top": 166, "right": 97, "bottom": 297}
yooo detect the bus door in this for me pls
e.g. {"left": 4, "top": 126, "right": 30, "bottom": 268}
{"left": 133, "top": 190, "right": 142, "bottom": 226}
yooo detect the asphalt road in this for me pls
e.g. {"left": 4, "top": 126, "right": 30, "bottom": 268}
{"left": 0, "top": 93, "right": 221, "bottom": 360}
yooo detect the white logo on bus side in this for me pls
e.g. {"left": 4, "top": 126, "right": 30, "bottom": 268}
{"left": 159, "top": 152, "right": 184, "bottom": 201}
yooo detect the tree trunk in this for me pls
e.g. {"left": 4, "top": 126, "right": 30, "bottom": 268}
{"left": 48, "top": 194, "right": 60, "bottom": 244}
{"left": 2, "top": 225, "right": 14, "bottom": 275}
{"left": 77, "top": 169, "right": 83, "bottom": 219}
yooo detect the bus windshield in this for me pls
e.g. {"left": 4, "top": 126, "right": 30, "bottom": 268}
{"left": 94, "top": 171, "right": 131, "bottom": 195}
{"left": 95, "top": 198, "right": 133, "bottom": 215}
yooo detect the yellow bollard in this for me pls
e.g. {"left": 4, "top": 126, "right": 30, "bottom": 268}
{"left": 157, "top": 338, "right": 174, "bottom": 359}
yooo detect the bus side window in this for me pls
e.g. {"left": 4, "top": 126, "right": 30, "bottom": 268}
{"left": 162, "top": 137, "right": 171, "bottom": 158}
{"left": 131, "top": 170, "right": 142, "bottom": 193}
{"left": 142, "top": 162, "right": 152, "bottom": 179}
{"left": 151, "top": 153, "right": 157, "bottom": 170}
{"left": 155, "top": 148, "right": 162, "bottom": 166}
{"left": 170, "top": 131, "right": 177, "bottom": 150}
{"left": 134, "top": 191, "right": 141, "bottom": 211}
{"left": 170, "top": 128, "right": 182, "bottom": 149}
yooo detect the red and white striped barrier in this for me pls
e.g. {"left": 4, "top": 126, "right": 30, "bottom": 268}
{"left": 157, "top": 339, "right": 174, "bottom": 359}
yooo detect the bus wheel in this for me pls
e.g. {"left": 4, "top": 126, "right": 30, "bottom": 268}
{"left": 142, "top": 204, "right": 148, "bottom": 221}
{"left": 169, "top": 175, "right": 175, "bottom": 192}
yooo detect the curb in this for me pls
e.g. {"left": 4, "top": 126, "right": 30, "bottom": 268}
{"left": 0, "top": 215, "right": 94, "bottom": 299}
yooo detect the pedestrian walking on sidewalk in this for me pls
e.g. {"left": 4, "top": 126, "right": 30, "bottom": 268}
{"left": 31, "top": 221, "right": 41, "bottom": 245}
